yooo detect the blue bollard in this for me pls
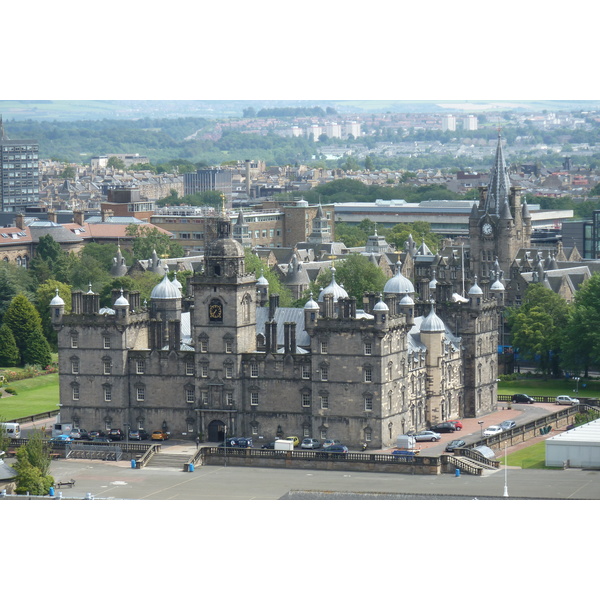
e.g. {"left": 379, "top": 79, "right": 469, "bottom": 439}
{"left": 131, "top": 459, "right": 136, "bottom": 469}
{"left": 455, "top": 468, "right": 460, "bottom": 477}
{"left": 49, "top": 487, "right": 55, "bottom": 497}
{"left": 189, "top": 463, "right": 195, "bottom": 472}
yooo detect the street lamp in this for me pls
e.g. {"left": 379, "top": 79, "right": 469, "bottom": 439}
{"left": 478, "top": 421, "right": 484, "bottom": 438}
{"left": 224, "top": 424, "right": 227, "bottom": 467}
{"left": 573, "top": 377, "right": 581, "bottom": 394}
{"left": 503, "top": 442, "right": 509, "bottom": 497}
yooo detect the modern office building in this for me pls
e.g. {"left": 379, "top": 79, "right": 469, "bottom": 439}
{"left": 0, "top": 117, "right": 40, "bottom": 211}
{"left": 184, "top": 168, "right": 233, "bottom": 200}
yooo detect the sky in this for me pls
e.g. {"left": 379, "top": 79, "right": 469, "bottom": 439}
{"left": 5, "top": 1, "right": 598, "bottom": 101}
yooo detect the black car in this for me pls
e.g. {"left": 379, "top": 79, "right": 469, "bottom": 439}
{"left": 261, "top": 441, "right": 276, "bottom": 449}
{"left": 319, "top": 444, "right": 349, "bottom": 454}
{"left": 128, "top": 429, "right": 149, "bottom": 441}
{"left": 93, "top": 436, "right": 112, "bottom": 443}
{"left": 445, "top": 439, "right": 466, "bottom": 452}
{"left": 108, "top": 428, "right": 125, "bottom": 441}
{"left": 431, "top": 422, "right": 457, "bottom": 434}
{"left": 512, "top": 393, "right": 535, "bottom": 404}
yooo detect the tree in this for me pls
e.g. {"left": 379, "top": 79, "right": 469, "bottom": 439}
{"left": 125, "top": 224, "right": 183, "bottom": 262}
{"left": 506, "top": 284, "right": 570, "bottom": 377}
{"left": 22, "top": 326, "right": 53, "bottom": 368}
{"left": 0, "top": 324, "right": 20, "bottom": 367}
{"left": 36, "top": 280, "right": 72, "bottom": 350}
{"left": 107, "top": 156, "right": 125, "bottom": 170}
{"left": 244, "top": 250, "right": 293, "bottom": 307}
{"left": 2, "top": 294, "right": 45, "bottom": 366}
{"left": 385, "top": 222, "right": 441, "bottom": 254}
{"left": 562, "top": 273, "right": 600, "bottom": 376}
{"left": 312, "top": 254, "right": 388, "bottom": 301}
{"left": 60, "top": 165, "right": 76, "bottom": 178}
{"left": 29, "top": 234, "right": 69, "bottom": 284}
{"left": 13, "top": 431, "right": 54, "bottom": 496}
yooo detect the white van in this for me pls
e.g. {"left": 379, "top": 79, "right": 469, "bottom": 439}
{"left": 1, "top": 422, "right": 21, "bottom": 439}
{"left": 52, "top": 423, "right": 73, "bottom": 438}
{"left": 274, "top": 439, "right": 294, "bottom": 451}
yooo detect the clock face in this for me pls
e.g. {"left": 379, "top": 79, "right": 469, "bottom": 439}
{"left": 209, "top": 302, "right": 223, "bottom": 321}
{"left": 482, "top": 223, "right": 493, "bottom": 235}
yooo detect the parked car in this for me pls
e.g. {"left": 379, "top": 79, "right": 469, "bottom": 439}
{"left": 500, "top": 420, "right": 516, "bottom": 431}
{"left": 300, "top": 438, "right": 321, "bottom": 449}
{"left": 319, "top": 444, "right": 348, "bottom": 454}
{"left": 151, "top": 430, "right": 169, "bottom": 441}
{"left": 392, "top": 449, "right": 418, "bottom": 456}
{"left": 483, "top": 425, "right": 503, "bottom": 437}
{"left": 556, "top": 395, "right": 580, "bottom": 406}
{"left": 445, "top": 439, "right": 466, "bottom": 452}
{"left": 512, "top": 393, "right": 535, "bottom": 404}
{"left": 128, "top": 429, "right": 149, "bottom": 441}
{"left": 93, "top": 436, "right": 112, "bottom": 443}
{"left": 322, "top": 439, "right": 342, "bottom": 448}
{"left": 49, "top": 435, "right": 72, "bottom": 445}
{"left": 413, "top": 431, "right": 441, "bottom": 442}
{"left": 286, "top": 436, "right": 300, "bottom": 447}
{"left": 88, "top": 431, "right": 105, "bottom": 440}
{"left": 430, "top": 422, "right": 457, "bottom": 434}
{"left": 448, "top": 420, "right": 463, "bottom": 430}
{"left": 261, "top": 441, "right": 276, "bottom": 449}
{"left": 235, "top": 437, "right": 253, "bottom": 448}
{"left": 108, "top": 428, "right": 125, "bottom": 441}
{"left": 69, "top": 428, "right": 90, "bottom": 440}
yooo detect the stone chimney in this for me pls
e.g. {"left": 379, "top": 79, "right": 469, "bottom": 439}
{"left": 102, "top": 209, "right": 114, "bottom": 222}
{"left": 73, "top": 210, "right": 85, "bottom": 226}
{"left": 47, "top": 209, "right": 57, "bottom": 223}
{"left": 15, "top": 213, "right": 25, "bottom": 230}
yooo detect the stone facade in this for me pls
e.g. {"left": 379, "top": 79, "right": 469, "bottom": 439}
{"left": 53, "top": 216, "right": 500, "bottom": 449}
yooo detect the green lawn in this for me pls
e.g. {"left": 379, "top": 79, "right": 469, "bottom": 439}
{"left": 498, "top": 377, "right": 600, "bottom": 398}
{"left": 0, "top": 373, "right": 59, "bottom": 421}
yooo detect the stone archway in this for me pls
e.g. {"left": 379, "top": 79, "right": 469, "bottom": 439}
{"left": 207, "top": 420, "right": 226, "bottom": 443}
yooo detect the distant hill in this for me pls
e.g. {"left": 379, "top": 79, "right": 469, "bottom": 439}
{"left": 1, "top": 99, "right": 599, "bottom": 121}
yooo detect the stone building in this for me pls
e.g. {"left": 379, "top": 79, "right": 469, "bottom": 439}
{"left": 53, "top": 213, "right": 500, "bottom": 449}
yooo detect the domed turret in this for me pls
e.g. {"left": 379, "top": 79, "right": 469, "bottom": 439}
{"left": 318, "top": 267, "right": 348, "bottom": 302}
{"left": 151, "top": 272, "right": 182, "bottom": 300}
{"left": 383, "top": 261, "right": 415, "bottom": 296}
{"left": 420, "top": 300, "right": 445, "bottom": 333}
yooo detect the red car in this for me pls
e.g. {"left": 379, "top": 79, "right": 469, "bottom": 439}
{"left": 448, "top": 420, "right": 463, "bottom": 430}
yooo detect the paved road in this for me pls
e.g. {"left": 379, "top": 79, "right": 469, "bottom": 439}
{"left": 34, "top": 453, "right": 600, "bottom": 500}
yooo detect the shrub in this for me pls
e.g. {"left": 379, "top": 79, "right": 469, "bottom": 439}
{"left": 4, "top": 388, "right": 17, "bottom": 395}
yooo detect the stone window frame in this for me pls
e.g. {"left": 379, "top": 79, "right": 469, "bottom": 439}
{"left": 301, "top": 389, "right": 311, "bottom": 408}
{"left": 185, "top": 360, "right": 195, "bottom": 376}
{"left": 319, "top": 394, "right": 329, "bottom": 410}
{"left": 250, "top": 361, "right": 259, "bottom": 378}
{"left": 103, "top": 384, "right": 112, "bottom": 402}
{"left": 71, "top": 382, "right": 80, "bottom": 401}
{"left": 364, "top": 365, "right": 373, "bottom": 383}
{"left": 185, "top": 386, "right": 195, "bottom": 404}
{"left": 199, "top": 334, "right": 209, "bottom": 353}
{"left": 136, "top": 359, "right": 145, "bottom": 375}
{"left": 199, "top": 360, "right": 209, "bottom": 378}
{"left": 71, "top": 356, "right": 80, "bottom": 375}
{"left": 224, "top": 361, "right": 234, "bottom": 379}
{"left": 364, "top": 395, "right": 373, "bottom": 411}
{"left": 70, "top": 331, "right": 79, "bottom": 349}
{"left": 102, "top": 357, "right": 112, "bottom": 375}
{"left": 136, "top": 385, "right": 146, "bottom": 402}
{"left": 320, "top": 362, "right": 329, "bottom": 381}
{"left": 103, "top": 335, "right": 111, "bottom": 350}
{"left": 301, "top": 363, "right": 311, "bottom": 379}
{"left": 224, "top": 336, "right": 234, "bottom": 354}
{"left": 250, "top": 391, "right": 259, "bottom": 406}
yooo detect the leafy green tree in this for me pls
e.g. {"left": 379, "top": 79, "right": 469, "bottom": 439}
{"left": 0, "top": 263, "right": 35, "bottom": 319}
{"left": 385, "top": 222, "right": 441, "bottom": 254}
{"left": 334, "top": 222, "right": 369, "bottom": 248}
{"left": 22, "top": 328, "right": 53, "bottom": 368}
{"left": 35, "top": 279, "right": 71, "bottom": 351}
{"left": 312, "top": 254, "right": 388, "bottom": 301}
{"left": 244, "top": 250, "right": 293, "bottom": 307}
{"left": 125, "top": 224, "right": 183, "bottom": 262}
{"left": 60, "top": 165, "right": 76, "bottom": 178}
{"left": 562, "top": 273, "right": 600, "bottom": 376}
{"left": 506, "top": 284, "right": 570, "bottom": 377}
{"left": 29, "top": 234, "right": 70, "bottom": 284}
{"left": 0, "top": 324, "right": 20, "bottom": 367}
{"left": 2, "top": 294, "right": 45, "bottom": 366}
{"left": 13, "top": 429, "right": 53, "bottom": 496}
{"left": 107, "top": 157, "right": 125, "bottom": 170}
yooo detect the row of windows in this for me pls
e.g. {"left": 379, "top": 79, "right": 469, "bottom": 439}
{"left": 70, "top": 384, "right": 375, "bottom": 411}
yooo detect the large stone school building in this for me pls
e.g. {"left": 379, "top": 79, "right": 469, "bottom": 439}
{"left": 52, "top": 217, "right": 500, "bottom": 449}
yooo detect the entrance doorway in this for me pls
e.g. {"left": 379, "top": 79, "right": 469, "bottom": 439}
{"left": 207, "top": 420, "right": 226, "bottom": 443}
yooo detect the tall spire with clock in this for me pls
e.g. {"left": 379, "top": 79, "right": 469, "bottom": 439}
{"left": 469, "top": 132, "right": 531, "bottom": 284}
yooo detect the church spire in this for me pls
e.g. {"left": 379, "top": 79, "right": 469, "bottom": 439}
{"left": 484, "top": 132, "right": 512, "bottom": 218}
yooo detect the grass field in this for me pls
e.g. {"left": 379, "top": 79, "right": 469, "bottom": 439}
{"left": 0, "top": 374, "right": 59, "bottom": 421}
{"left": 498, "top": 377, "right": 600, "bottom": 398}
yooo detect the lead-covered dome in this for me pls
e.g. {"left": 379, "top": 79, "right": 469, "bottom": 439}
{"left": 318, "top": 267, "right": 349, "bottom": 302}
{"left": 384, "top": 261, "right": 415, "bottom": 295}
{"left": 420, "top": 301, "right": 445, "bottom": 333}
{"left": 151, "top": 273, "right": 182, "bottom": 300}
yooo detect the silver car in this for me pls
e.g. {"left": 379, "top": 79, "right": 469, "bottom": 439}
{"left": 556, "top": 395, "right": 579, "bottom": 406}
{"left": 500, "top": 420, "right": 516, "bottom": 431}
{"left": 300, "top": 438, "right": 321, "bottom": 449}
{"left": 413, "top": 430, "right": 441, "bottom": 442}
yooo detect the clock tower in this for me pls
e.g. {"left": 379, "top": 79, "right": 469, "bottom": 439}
{"left": 469, "top": 133, "right": 531, "bottom": 283}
